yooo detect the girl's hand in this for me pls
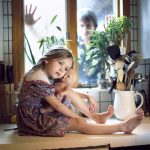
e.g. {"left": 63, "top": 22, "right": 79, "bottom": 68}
{"left": 88, "top": 96, "right": 99, "bottom": 113}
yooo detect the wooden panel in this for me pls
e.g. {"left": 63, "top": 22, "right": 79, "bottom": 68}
{"left": 0, "top": 84, "right": 16, "bottom": 123}
{"left": 67, "top": 0, "right": 78, "bottom": 87}
{"left": 12, "top": 0, "right": 24, "bottom": 90}
{"left": 123, "top": 0, "right": 131, "bottom": 52}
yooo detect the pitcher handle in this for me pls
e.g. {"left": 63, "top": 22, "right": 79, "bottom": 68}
{"left": 134, "top": 92, "right": 144, "bottom": 110}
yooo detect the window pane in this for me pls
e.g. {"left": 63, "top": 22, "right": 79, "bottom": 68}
{"left": 24, "top": 0, "right": 66, "bottom": 72}
{"left": 77, "top": 0, "right": 115, "bottom": 86}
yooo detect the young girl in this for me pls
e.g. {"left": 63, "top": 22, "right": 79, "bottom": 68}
{"left": 16, "top": 46, "right": 144, "bottom": 137}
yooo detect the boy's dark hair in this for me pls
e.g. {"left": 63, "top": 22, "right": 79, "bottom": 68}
{"left": 79, "top": 9, "right": 98, "bottom": 29}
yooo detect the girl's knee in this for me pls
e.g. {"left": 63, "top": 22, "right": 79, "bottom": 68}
{"left": 68, "top": 118, "right": 87, "bottom": 132}
{"left": 74, "top": 118, "right": 86, "bottom": 127}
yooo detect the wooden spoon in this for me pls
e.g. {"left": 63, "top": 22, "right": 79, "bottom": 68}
{"left": 116, "top": 81, "right": 126, "bottom": 91}
{"left": 115, "top": 59, "right": 125, "bottom": 90}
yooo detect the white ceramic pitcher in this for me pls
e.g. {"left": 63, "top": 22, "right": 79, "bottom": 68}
{"left": 114, "top": 90, "right": 144, "bottom": 120}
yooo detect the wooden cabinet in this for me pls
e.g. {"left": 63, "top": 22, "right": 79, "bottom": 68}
{"left": 0, "top": 84, "right": 17, "bottom": 123}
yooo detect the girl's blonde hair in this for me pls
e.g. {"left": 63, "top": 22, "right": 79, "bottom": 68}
{"left": 26, "top": 46, "right": 74, "bottom": 76}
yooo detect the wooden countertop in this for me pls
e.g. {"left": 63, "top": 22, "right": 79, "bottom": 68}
{"left": 0, "top": 117, "right": 150, "bottom": 150}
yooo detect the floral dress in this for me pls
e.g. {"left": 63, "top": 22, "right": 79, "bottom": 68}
{"left": 16, "top": 79, "right": 73, "bottom": 137}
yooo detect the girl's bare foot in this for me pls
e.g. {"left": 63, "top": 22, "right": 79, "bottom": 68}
{"left": 120, "top": 109, "right": 144, "bottom": 133}
{"left": 94, "top": 105, "right": 114, "bottom": 124}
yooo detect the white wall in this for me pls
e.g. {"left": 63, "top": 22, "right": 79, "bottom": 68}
{"left": 139, "top": 0, "right": 150, "bottom": 58}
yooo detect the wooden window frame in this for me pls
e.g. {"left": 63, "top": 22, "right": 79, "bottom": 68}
{"left": 12, "top": 0, "right": 130, "bottom": 89}
{"left": 12, "top": 0, "right": 24, "bottom": 90}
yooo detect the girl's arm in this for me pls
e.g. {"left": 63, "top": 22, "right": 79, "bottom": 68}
{"left": 44, "top": 95, "right": 80, "bottom": 119}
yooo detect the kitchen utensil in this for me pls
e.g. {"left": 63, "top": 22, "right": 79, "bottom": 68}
{"left": 126, "top": 67, "right": 135, "bottom": 90}
{"left": 124, "top": 61, "right": 135, "bottom": 85}
{"left": 121, "top": 55, "right": 131, "bottom": 64}
{"left": 116, "top": 81, "right": 126, "bottom": 90}
{"left": 115, "top": 59, "right": 125, "bottom": 90}
{"left": 115, "top": 59, "right": 124, "bottom": 81}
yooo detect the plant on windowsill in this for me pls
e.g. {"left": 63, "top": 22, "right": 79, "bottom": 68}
{"left": 38, "top": 15, "right": 65, "bottom": 55}
{"left": 104, "top": 16, "right": 132, "bottom": 46}
{"left": 24, "top": 15, "right": 65, "bottom": 66}
{"left": 24, "top": 33, "right": 36, "bottom": 65}
{"left": 86, "top": 16, "right": 133, "bottom": 88}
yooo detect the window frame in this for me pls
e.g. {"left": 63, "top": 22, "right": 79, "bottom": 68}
{"left": 12, "top": 0, "right": 130, "bottom": 89}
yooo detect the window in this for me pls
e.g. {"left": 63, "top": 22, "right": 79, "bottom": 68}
{"left": 77, "top": 0, "right": 116, "bottom": 86}
{"left": 24, "top": 0, "right": 66, "bottom": 72}
{"left": 12, "top": 0, "right": 119, "bottom": 89}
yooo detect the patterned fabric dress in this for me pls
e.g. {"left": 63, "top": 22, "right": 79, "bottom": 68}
{"left": 16, "top": 79, "right": 73, "bottom": 137}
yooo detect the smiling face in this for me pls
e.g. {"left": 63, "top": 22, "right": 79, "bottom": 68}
{"left": 44, "top": 57, "right": 73, "bottom": 79}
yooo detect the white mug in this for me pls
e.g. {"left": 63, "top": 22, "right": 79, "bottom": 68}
{"left": 114, "top": 90, "right": 144, "bottom": 120}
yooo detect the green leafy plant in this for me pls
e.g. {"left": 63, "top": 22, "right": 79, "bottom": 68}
{"left": 24, "top": 33, "right": 36, "bottom": 65}
{"left": 38, "top": 15, "right": 65, "bottom": 55}
{"left": 105, "top": 16, "right": 132, "bottom": 45}
{"left": 86, "top": 31, "right": 110, "bottom": 79}
{"left": 86, "top": 16, "right": 132, "bottom": 81}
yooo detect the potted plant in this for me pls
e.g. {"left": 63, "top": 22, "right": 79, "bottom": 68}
{"left": 105, "top": 16, "right": 132, "bottom": 46}
{"left": 86, "top": 31, "right": 110, "bottom": 79}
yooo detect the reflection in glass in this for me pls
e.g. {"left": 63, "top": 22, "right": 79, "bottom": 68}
{"left": 77, "top": 0, "right": 115, "bottom": 87}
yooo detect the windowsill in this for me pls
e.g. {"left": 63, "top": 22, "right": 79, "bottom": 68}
{"left": 73, "top": 87, "right": 110, "bottom": 92}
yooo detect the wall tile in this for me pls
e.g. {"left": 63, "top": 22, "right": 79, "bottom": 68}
{"left": 3, "top": 2, "right": 8, "bottom": 15}
{"left": 99, "top": 102, "right": 112, "bottom": 112}
{"left": 9, "top": 16, "right": 12, "bottom": 27}
{"left": 0, "top": 1, "right": 2, "bottom": 15}
{"left": 3, "top": 28, "right": 8, "bottom": 40}
{"left": 9, "top": 28, "right": 12, "bottom": 40}
{"left": 135, "top": 65, "right": 145, "bottom": 75}
{"left": 100, "top": 91, "right": 112, "bottom": 102}
{"left": 8, "top": 2, "right": 11, "bottom": 14}
{"left": 3, "top": 16, "right": 8, "bottom": 28}
{"left": 0, "top": 29, "right": 3, "bottom": 41}
{"left": 0, "top": 52, "right": 3, "bottom": 61}
{"left": 130, "top": 5, "right": 137, "bottom": 16}
{"left": 3, "top": 41, "right": 8, "bottom": 53}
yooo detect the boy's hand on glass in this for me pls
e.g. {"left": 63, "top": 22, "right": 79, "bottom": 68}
{"left": 103, "top": 14, "right": 113, "bottom": 29}
{"left": 25, "top": 4, "right": 41, "bottom": 26}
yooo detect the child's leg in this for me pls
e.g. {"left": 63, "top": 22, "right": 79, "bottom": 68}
{"left": 67, "top": 109, "right": 144, "bottom": 135}
{"left": 68, "top": 90, "right": 114, "bottom": 123}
